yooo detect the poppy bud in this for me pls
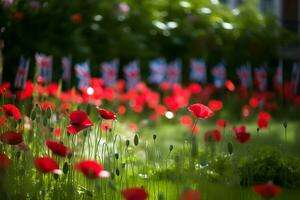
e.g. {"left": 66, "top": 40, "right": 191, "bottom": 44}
{"left": 134, "top": 134, "right": 139, "bottom": 146}
{"left": 63, "top": 162, "right": 69, "bottom": 174}
{"left": 67, "top": 152, "right": 73, "bottom": 159}
{"left": 116, "top": 168, "right": 120, "bottom": 176}
{"left": 83, "top": 130, "right": 88, "bottom": 137}
{"left": 53, "top": 173, "right": 59, "bottom": 180}
{"left": 257, "top": 128, "right": 260, "bottom": 133}
{"left": 121, "top": 163, "right": 126, "bottom": 168}
{"left": 111, "top": 172, "right": 115, "bottom": 179}
{"left": 283, "top": 121, "right": 287, "bottom": 129}
{"left": 43, "top": 117, "right": 48, "bottom": 126}
{"left": 114, "top": 153, "right": 119, "bottom": 160}
{"left": 125, "top": 140, "right": 130, "bottom": 147}
{"left": 169, "top": 145, "right": 174, "bottom": 152}
{"left": 108, "top": 179, "right": 118, "bottom": 191}
{"left": 31, "top": 109, "right": 36, "bottom": 120}
{"left": 15, "top": 151, "right": 21, "bottom": 159}
{"left": 46, "top": 107, "right": 52, "bottom": 119}
{"left": 158, "top": 193, "right": 164, "bottom": 200}
{"left": 153, "top": 134, "right": 157, "bottom": 141}
{"left": 227, "top": 142, "right": 233, "bottom": 155}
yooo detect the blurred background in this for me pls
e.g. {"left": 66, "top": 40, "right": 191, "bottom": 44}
{"left": 0, "top": 0, "right": 299, "bottom": 84}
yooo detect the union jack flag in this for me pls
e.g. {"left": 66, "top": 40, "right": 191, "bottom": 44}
{"left": 190, "top": 59, "right": 206, "bottom": 83}
{"left": 35, "top": 53, "right": 53, "bottom": 84}
{"left": 61, "top": 56, "right": 72, "bottom": 83}
{"left": 254, "top": 66, "right": 268, "bottom": 91}
{"left": 291, "top": 62, "right": 300, "bottom": 95}
{"left": 148, "top": 58, "right": 167, "bottom": 84}
{"left": 166, "top": 59, "right": 181, "bottom": 85}
{"left": 273, "top": 61, "right": 282, "bottom": 90}
{"left": 236, "top": 64, "right": 252, "bottom": 89}
{"left": 101, "top": 59, "right": 119, "bottom": 87}
{"left": 124, "top": 60, "right": 140, "bottom": 90}
{"left": 14, "top": 56, "right": 30, "bottom": 89}
{"left": 211, "top": 63, "right": 226, "bottom": 88}
{"left": 75, "top": 61, "right": 91, "bottom": 91}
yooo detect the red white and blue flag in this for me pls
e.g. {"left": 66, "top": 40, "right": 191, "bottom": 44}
{"left": 101, "top": 59, "right": 119, "bottom": 87}
{"left": 14, "top": 56, "right": 30, "bottom": 89}
{"left": 61, "top": 56, "right": 72, "bottom": 83}
{"left": 236, "top": 64, "right": 252, "bottom": 89}
{"left": 35, "top": 53, "right": 53, "bottom": 84}
{"left": 75, "top": 61, "right": 91, "bottom": 91}
{"left": 212, "top": 63, "right": 226, "bottom": 88}
{"left": 148, "top": 58, "right": 167, "bottom": 84}
{"left": 124, "top": 60, "right": 140, "bottom": 90}
{"left": 166, "top": 59, "right": 181, "bottom": 85}
{"left": 273, "top": 61, "right": 282, "bottom": 91}
{"left": 255, "top": 66, "right": 268, "bottom": 91}
{"left": 291, "top": 62, "right": 300, "bottom": 95}
{"left": 190, "top": 59, "right": 206, "bottom": 83}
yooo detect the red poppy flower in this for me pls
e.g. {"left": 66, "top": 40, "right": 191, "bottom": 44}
{"left": 257, "top": 112, "right": 271, "bottom": 129}
{"left": 188, "top": 83, "right": 202, "bottom": 94}
{"left": 75, "top": 160, "right": 109, "bottom": 179}
{"left": 128, "top": 123, "right": 138, "bottom": 133}
{"left": 97, "top": 108, "right": 116, "bottom": 120}
{"left": 179, "top": 189, "right": 201, "bottom": 200}
{"left": 233, "top": 126, "right": 251, "bottom": 144}
{"left": 191, "top": 125, "right": 200, "bottom": 136}
{"left": 204, "top": 129, "right": 221, "bottom": 142}
{"left": 66, "top": 111, "right": 93, "bottom": 135}
{"left": 180, "top": 115, "right": 193, "bottom": 127}
{"left": 42, "top": 101, "right": 55, "bottom": 111}
{"left": 121, "top": 187, "right": 149, "bottom": 200}
{"left": 118, "top": 105, "right": 126, "bottom": 116}
{"left": 0, "top": 131, "right": 23, "bottom": 145}
{"left": 2, "top": 104, "right": 21, "bottom": 121}
{"left": 60, "top": 103, "right": 70, "bottom": 112}
{"left": 249, "top": 97, "right": 259, "bottom": 108}
{"left": 54, "top": 128, "right": 62, "bottom": 137}
{"left": 225, "top": 80, "right": 235, "bottom": 91}
{"left": 0, "top": 153, "right": 11, "bottom": 171}
{"left": 253, "top": 182, "right": 282, "bottom": 199}
{"left": 45, "top": 140, "right": 71, "bottom": 157}
{"left": 242, "top": 105, "right": 251, "bottom": 118}
{"left": 188, "top": 104, "right": 213, "bottom": 119}
{"left": 217, "top": 118, "right": 227, "bottom": 128}
{"left": 101, "top": 121, "right": 112, "bottom": 132}
{"left": 208, "top": 100, "right": 223, "bottom": 111}
{"left": 34, "top": 157, "right": 61, "bottom": 174}
{"left": 0, "top": 116, "right": 6, "bottom": 127}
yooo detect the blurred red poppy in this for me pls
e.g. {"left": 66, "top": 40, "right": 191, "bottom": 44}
{"left": 180, "top": 115, "right": 193, "bottom": 127}
{"left": 98, "top": 108, "right": 116, "bottom": 120}
{"left": 101, "top": 121, "right": 112, "bottom": 132}
{"left": 34, "top": 157, "right": 60, "bottom": 174}
{"left": 204, "top": 129, "right": 221, "bottom": 142}
{"left": 71, "top": 13, "right": 81, "bottom": 23}
{"left": 54, "top": 127, "right": 62, "bottom": 137}
{"left": 225, "top": 80, "right": 235, "bottom": 91}
{"left": 0, "top": 153, "right": 11, "bottom": 171}
{"left": 0, "top": 131, "right": 23, "bottom": 145}
{"left": 257, "top": 111, "right": 271, "bottom": 129}
{"left": 217, "top": 118, "right": 227, "bottom": 128}
{"left": 118, "top": 105, "right": 126, "bottom": 116}
{"left": 75, "top": 160, "right": 109, "bottom": 179}
{"left": 121, "top": 187, "right": 149, "bottom": 200}
{"left": 46, "top": 140, "right": 71, "bottom": 157}
{"left": 208, "top": 100, "right": 223, "bottom": 111}
{"left": 188, "top": 83, "right": 202, "bottom": 94}
{"left": 233, "top": 126, "right": 251, "bottom": 144}
{"left": 191, "top": 125, "right": 200, "bottom": 137}
{"left": 0, "top": 116, "right": 6, "bottom": 127}
{"left": 42, "top": 101, "right": 55, "bottom": 111}
{"left": 253, "top": 182, "right": 282, "bottom": 199}
{"left": 249, "top": 97, "right": 259, "bottom": 108}
{"left": 179, "top": 189, "right": 201, "bottom": 200}
{"left": 2, "top": 104, "right": 21, "bottom": 121}
{"left": 16, "top": 81, "right": 34, "bottom": 100}
{"left": 67, "top": 111, "right": 93, "bottom": 135}
{"left": 188, "top": 104, "right": 213, "bottom": 119}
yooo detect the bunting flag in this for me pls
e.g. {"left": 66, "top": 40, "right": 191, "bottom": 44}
{"left": 166, "top": 59, "right": 181, "bottom": 85}
{"left": 14, "top": 56, "right": 30, "bottom": 89}
{"left": 291, "top": 62, "right": 300, "bottom": 95}
{"left": 190, "top": 59, "right": 207, "bottom": 83}
{"left": 123, "top": 60, "right": 140, "bottom": 90}
{"left": 211, "top": 63, "right": 226, "bottom": 88}
{"left": 273, "top": 61, "right": 282, "bottom": 91}
{"left": 254, "top": 66, "right": 268, "bottom": 92}
{"left": 35, "top": 53, "right": 53, "bottom": 84}
{"left": 100, "top": 59, "right": 119, "bottom": 87}
{"left": 75, "top": 61, "right": 91, "bottom": 91}
{"left": 148, "top": 58, "right": 167, "bottom": 84}
{"left": 236, "top": 64, "right": 252, "bottom": 89}
{"left": 61, "top": 56, "right": 72, "bottom": 83}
